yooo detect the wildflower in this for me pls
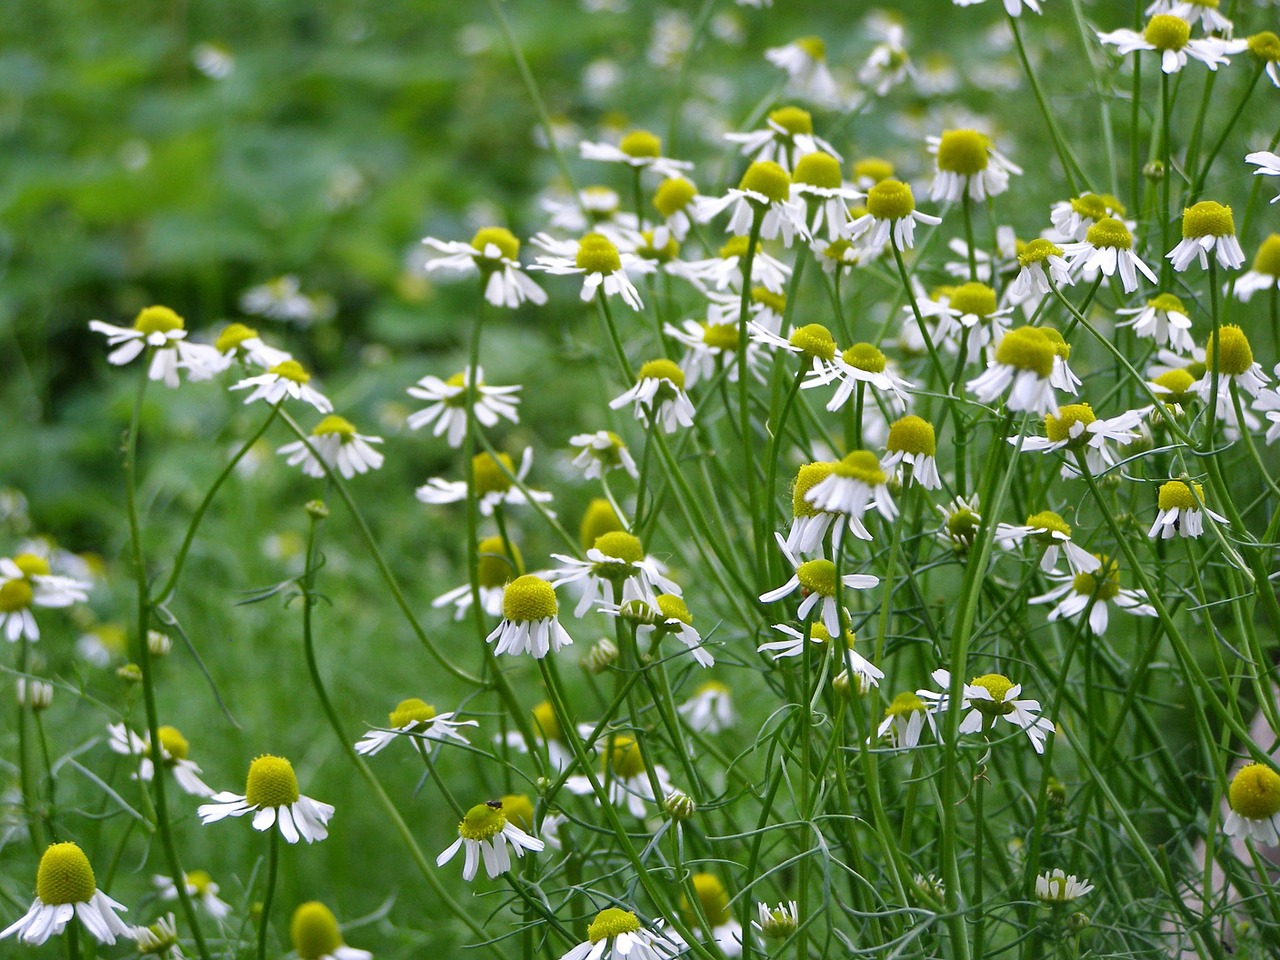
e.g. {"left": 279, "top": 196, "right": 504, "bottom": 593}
{"left": 678, "top": 681, "right": 735, "bottom": 733}
{"left": 652, "top": 177, "right": 701, "bottom": 242}
{"left": 750, "top": 322, "right": 837, "bottom": 379}
{"left": 431, "top": 536, "right": 520, "bottom": 620}
{"left": 612, "top": 594, "right": 713, "bottom": 667}
{"left": 406, "top": 367, "right": 521, "bottom": 448}
{"left": 1035, "top": 870, "right": 1094, "bottom": 904}
{"left": 806, "top": 341, "right": 913, "bottom": 413}
{"left": 1148, "top": 480, "right": 1227, "bottom": 539}
{"left": 665, "top": 317, "right": 751, "bottom": 387}
{"left": 231, "top": 359, "right": 333, "bottom": 413}
{"left": 291, "top": 902, "right": 372, "bottom": 960}
{"left": 197, "top": 754, "right": 334, "bottom": 844}
{"left": 967, "top": 326, "right": 1066, "bottom": 415}
{"left": 276, "top": 415, "right": 384, "bottom": 480}
{"left": 132, "top": 913, "right": 181, "bottom": 958}
{"left": 995, "top": 509, "right": 1101, "bottom": 574}
{"left": 486, "top": 575, "right": 573, "bottom": 658}
{"left": 559, "top": 907, "right": 682, "bottom": 960}
{"left": 610, "top": 359, "right": 696, "bottom": 433}
{"left": 938, "top": 494, "right": 983, "bottom": 552}
{"left": 355, "top": 698, "right": 477, "bottom": 756}
{"left": 1049, "top": 192, "right": 1130, "bottom": 243}
{"left": 759, "top": 535, "right": 879, "bottom": 638}
{"left": 876, "top": 691, "right": 936, "bottom": 748}
{"left": 883, "top": 415, "right": 941, "bottom": 489}
{"left": 89, "top": 305, "right": 223, "bottom": 388}
{"left": 1097, "top": 15, "right": 1246, "bottom": 74}
{"left": 0, "top": 553, "right": 91, "bottom": 643}
{"left": 783, "top": 461, "right": 841, "bottom": 555}
{"left": 682, "top": 874, "right": 743, "bottom": 958}
{"left": 106, "top": 723, "right": 214, "bottom": 797}
{"left": 724, "top": 106, "right": 840, "bottom": 169}
{"left": 1224, "top": 763, "right": 1280, "bottom": 845}
{"left": 565, "top": 735, "right": 674, "bottom": 817}
{"left": 1031, "top": 554, "right": 1156, "bottom": 634}
{"left": 918, "top": 669, "right": 1055, "bottom": 754}
{"left": 1061, "top": 217, "right": 1157, "bottom": 294}
{"left": 422, "top": 226, "right": 548, "bottom": 308}
{"left": 530, "top": 232, "right": 650, "bottom": 311}
{"left": 859, "top": 24, "right": 912, "bottom": 96}
{"left": 790, "top": 152, "right": 859, "bottom": 240}
{"left": 192, "top": 42, "right": 234, "bottom": 78}
{"left": 675, "top": 234, "right": 791, "bottom": 294}
{"left": 153, "top": 872, "right": 230, "bottom": 919}
{"left": 437, "top": 799, "right": 544, "bottom": 881}
{"left": 1201, "top": 324, "right": 1267, "bottom": 399}
{"left": 1116, "top": 293, "right": 1194, "bottom": 351}
{"left": 550, "top": 531, "right": 681, "bottom": 617}
{"left": 847, "top": 178, "right": 940, "bottom": 254}
{"left": 954, "top": 0, "right": 1043, "bottom": 15}
{"left": 579, "top": 129, "right": 693, "bottom": 180}
{"left": 1233, "top": 234, "right": 1280, "bottom": 301}
{"left": 760, "top": 621, "right": 884, "bottom": 689}
{"left": 542, "top": 185, "right": 624, "bottom": 232}
{"left": 752, "top": 902, "right": 799, "bottom": 941}
{"left": 16, "top": 678, "right": 53, "bottom": 711}
{"left": 1167, "top": 201, "right": 1245, "bottom": 272}
{"left": 765, "top": 37, "right": 840, "bottom": 107}
{"left": 694, "top": 160, "right": 808, "bottom": 247}
{"left": 415, "top": 449, "right": 555, "bottom": 516}
{"left": 240, "top": 275, "right": 329, "bottom": 324}
{"left": 1, "top": 842, "right": 131, "bottom": 945}
{"left": 1246, "top": 150, "right": 1280, "bottom": 203}
{"left": 1021, "top": 402, "right": 1146, "bottom": 476}
{"left": 928, "top": 129, "right": 1022, "bottom": 204}
{"left": 805, "top": 450, "right": 899, "bottom": 534}
{"left": 1009, "top": 239, "right": 1072, "bottom": 302}
{"left": 917, "top": 281, "right": 1015, "bottom": 365}
{"left": 213, "top": 321, "right": 291, "bottom": 370}
{"left": 570, "top": 431, "right": 638, "bottom": 480}
{"left": 1248, "top": 31, "right": 1280, "bottom": 87}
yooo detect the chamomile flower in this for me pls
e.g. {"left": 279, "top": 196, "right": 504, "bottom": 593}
{"left": 542, "top": 185, "right": 624, "bottom": 232}
{"left": 530, "top": 232, "right": 650, "bottom": 310}
{"left": 859, "top": 23, "right": 913, "bottom": 96}
{"left": 675, "top": 234, "right": 791, "bottom": 294}
{"left": 406, "top": 367, "right": 521, "bottom": 448}
{"left": 1008, "top": 239, "right": 1072, "bottom": 303}
{"left": 682, "top": 874, "right": 743, "bottom": 958}
{"left": 432, "top": 535, "right": 521, "bottom": 620}
{"left": 354, "top": 698, "right": 477, "bottom": 756}
{"left": 694, "top": 160, "right": 808, "bottom": 247}
{"left": 954, "top": 0, "right": 1043, "bottom": 15}
{"left": 677, "top": 681, "right": 736, "bottom": 733}
{"left": 1233, "top": 234, "right": 1280, "bottom": 301}
{"left": 652, "top": 177, "right": 702, "bottom": 243}
{"left": 952, "top": 671, "right": 1055, "bottom": 753}
{"left": 579, "top": 129, "right": 693, "bottom": 180}
{"left": 106, "top": 723, "right": 214, "bottom": 797}
{"left": 1035, "top": 870, "right": 1094, "bottom": 904}
{"left": 566, "top": 734, "right": 674, "bottom": 818}
{"left": 850, "top": 157, "right": 895, "bottom": 191}
{"left": 883, "top": 415, "right": 941, "bottom": 489}
{"left": 609, "top": 359, "right": 696, "bottom": 433}
{"left": 1049, "top": 192, "right": 1130, "bottom": 243}
{"left": 1031, "top": 554, "right": 1156, "bottom": 634}
{"left": 550, "top": 531, "right": 681, "bottom": 617}
{"left": 291, "top": 901, "right": 372, "bottom": 960}
{"left": 486, "top": 575, "right": 573, "bottom": 658}
{"left": 783, "top": 461, "right": 842, "bottom": 555}
{"left": 938, "top": 494, "right": 983, "bottom": 552}
{"left": 240, "top": 275, "right": 328, "bottom": 324}
{"left": 422, "top": 227, "right": 548, "bottom": 308}
{"left": 967, "top": 325, "right": 1066, "bottom": 415}
{"left": 790, "top": 152, "right": 860, "bottom": 240}
{"left": 416, "top": 449, "right": 555, "bottom": 516}
{"left": 759, "top": 533, "right": 879, "bottom": 638}
{"left": 1200, "top": 324, "right": 1268, "bottom": 399}
{"left": 276, "top": 416, "right": 384, "bottom": 480}
{"left": 89, "top": 305, "right": 221, "bottom": 388}
{"left": 765, "top": 36, "right": 840, "bottom": 107}
{"left": 665, "top": 317, "right": 751, "bottom": 387}
{"left": 846, "top": 178, "right": 940, "bottom": 254}
{"left": 805, "top": 341, "right": 912, "bottom": 413}
{"left": 0, "top": 553, "right": 91, "bottom": 642}
{"left": 805, "top": 450, "right": 899, "bottom": 534}
{"left": 1246, "top": 150, "right": 1280, "bottom": 203}
{"left": 759, "top": 622, "right": 884, "bottom": 689}
{"left": 1167, "top": 201, "right": 1245, "bottom": 272}
{"left": 153, "top": 872, "right": 230, "bottom": 920}
{"left": 1060, "top": 217, "right": 1157, "bottom": 293}
{"left": 1148, "top": 480, "right": 1227, "bottom": 539}
{"left": 1021, "top": 402, "right": 1146, "bottom": 476}
{"left": 611, "top": 593, "right": 712, "bottom": 667}
{"left": 212, "top": 322, "right": 291, "bottom": 371}
{"left": 752, "top": 902, "right": 799, "bottom": 941}
{"left": 231, "top": 359, "right": 333, "bottom": 413}
{"left": 1249, "top": 31, "right": 1280, "bottom": 87}
{"left": 132, "top": 913, "right": 181, "bottom": 959}
{"left": 1224, "top": 763, "right": 1280, "bottom": 845}
{"left": 1116, "top": 293, "right": 1195, "bottom": 351}
{"left": 750, "top": 322, "right": 838, "bottom": 380}
{"left": 436, "top": 799, "right": 544, "bottom": 881}
{"left": 928, "top": 129, "right": 1022, "bottom": 204}
{"left": 916, "top": 281, "right": 1015, "bottom": 365}
{"left": 570, "top": 431, "right": 638, "bottom": 479}
{"left": 875, "top": 691, "right": 936, "bottom": 748}
{"left": 1, "top": 842, "right": 131, "bottom": 946}
{"left": 724, "top": 106, "right": 840, "bottom": 169}
{"left": 995, "top": 509, "right": 1101, "bottom": 574}
{"left": 1097, "top": 14, "right": 1246, "bottom": 74}
{"left": 197, "top": 754, "right": 334, "bottom": 844}
{"left": 559, "top": 907, "right": 682, "bottom": 960}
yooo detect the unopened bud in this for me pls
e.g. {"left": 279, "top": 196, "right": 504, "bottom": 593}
{"left": 147, "top": 630, "right": 172, "bottom": 657}
{"left": 664, "top": 789, "right": 697, "bottom": 821}
{"left": 582, "top": 637, "right": 619, "bottom": 674}
{"left": 16, "top": 678, "right": 53, "bottom": 711}
{"left": 117, "top": 663, "right": 143, "bottom": 684}
{"left": 305, "top": 499, "right": 330, "bottom": 520}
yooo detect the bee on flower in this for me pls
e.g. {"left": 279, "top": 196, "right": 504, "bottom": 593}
{"left": 1116, "top": 293, "right": 1194, "bottom": 352}
{"left": 2, "top": 842, "right": 131, "bottom": 946}
{"left": 724, "top": 106, "right": 840, "bottom": 170}
{"left": 1167, "top": 201, "right": 1245, "bottom": 272}
{"left": 354, "top": 697, "right": 477, "bottom": 757}
{"left": 530, "top": 232, "right": 651, "bottom": 311}
{"left": 89, "top": 305, "right": 222, "bottom": 388}
{"left": 276, "top": 415, "right": 384, "bottom": 480}
{"left": 917, "top": 669, "right": 1055, "bottom": 754}
{"left": 0, "top": 553, "right": 91, "bottom": 643}
{"left": 406, "top": 367, "right": 521, "bottom": 448}
{"left": 610, "top": 359, "right": 696, "bottom": 433}
{"left": 995, "top": 509, "right": 1101, "bottom": 574}
{"left": 106, "top": 723, "right": 214, "bottom": 797}
{"left": 579, "top": 128, "right": 694, "bottom": 180}
{"left": 1031, "top": 554, "right": 1156, "bottom": 635}
{"left": 421, "top": 226, "right": 548, "bottom": 308}
{"left": 928, "top": 129, "right": 1022, "bottom": 204}
{"left": 416, "top": 449, "right": 555, "bottom": 516}
{"left": 436, "top": 799, "right": 544, "bottom": 881}
{"left": 1148, "top": 480, "right": 1227, "bottom": 539}
{"left": 1097, "top": 14, "right": 1246, "bottom": 74}
{"left": 759, "top": 534, "right": 879, "bottom": 638}
{"left": 197, "top": 754, "right": 334, "bottom": 844}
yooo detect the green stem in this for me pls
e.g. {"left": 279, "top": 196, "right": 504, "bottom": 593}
{"left": 739, "top": 207, "right": 766, "bottom": 583}
{"left": 257, "top": 828, "right": 279, "bottom": 960}
{"left": 1008, "top": 13, "right": 1084, "bottom": 194}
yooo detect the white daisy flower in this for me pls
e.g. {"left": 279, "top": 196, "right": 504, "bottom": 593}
{"left": 89, "top": 305, "right": 223, "bottom": 388}
{"left": 665, "top": 318, "right": 752, "bottom": 387}
{"left": 212, "top": 322, "right": 292, "bottom": 371}
{"left": 607, "top": 593, "right": 712, "bottom": 666}
{"left": 558, "top": 907, "right": 683, "bottom": 960}
{"left": 859, "top": 23, "right": 913, "bottom": 96}
{"left": 790, "top": 151, "right": 860, "bottom": 241}
{"left": 231, "top": 359, "right": 333, "bottom": 413}
{"left": 1097, "top": 14, "right": 1246, "bottom": 74}
{"left": 0, "top": 553, "right": 90, "bottom": 643}
{"left": 752, "top": 901, "right": 800, "bottom": 941}
{"left": 845, "top": 178, "right": 941, "bottom": 255}
{"left": 782, "top": 461, "right": 843, "bottom": 556}
{"left": 765, "top": 36, "right": 841, "bottom": 107}
{"left": 1030, "top": 554, "right": 1156, "bottom": 635}
{"left": 915, "top": 281, "right": 1015, "bottom": 366}
{"left": 422, "top": 226, "right": 548, "bottom": 309}
{"left": 1060, "top": 217, "right": 1157, "bottom": 294}
{"left": 759, "top": 533, "right": 880, "bottom": 638}
{"left": 1035, "top": 869, "right": 1094, "bottom": 904}
{"left": 1247, "top": 149, "right": 1280, "bottom": 203}
{"left": 875, "top": 691, "right": 936, "bottom": 749}
{"left": 1008, "top": 238, "right": 1073, "bottom": 304}
{"left": 694, "top": 160, "right": 809, "bottom": 248}
{"left": 1116, "top": 293, "right": 1195, "bottom": 352}
{"left": 1020, "top": 402, "right": 1146, "bottom": 476}
{"left": 683, "top": 874, "right": 742, "bottom": 959}
{"left": 569, "top": 431, "right": 639, "bottom": 480}
{"left": 609, "top": 359, "right": 696, "bottom": 433}
{"left": 804, "top": 341, "right": 912, "bottom": 413}
{"left": 197, "top": 754, "right": 334, "bottom": 844}
{"left": 354, "top": 697, "right": 477, "bottom": 756}
{"left": 1198, "top": 324, "right": 1268, "bottom": 401}
{"left": 1223, "top": 763, "right": 1280, "bottom": 846}
{"left": 406, "top": 366, "right": 521, "bottom": 448}
{"left": 565, "top": 735, "right": 673, "bottom": 818}
{"left": 918, "top": 669, "right": 1055, "bottom": 754}
{"left": 485, "top": 575, "right": 573, "bottom": 659}
{"left": 953, "top": 0, "right": 1043, "bottom": 15}
{"left": 276, "top": 415, "right": 384, "bottom": 480}
{"left": 1166, "top": 200, "right": 1245, "bottom": 273}
{"left": 1148, "top": 479, "right": 1227, "bottom": 539}
{"left": 436, "top": 799, "right": 545, "bottom": 881}
{"left": 677, "top": 680, "right": 736, "bottom": 733}
{"left": 550, "top": 530, "right": 681, "bottom": 618}
{"left": 415, "top": 448, "right": 555, "bottom": 516}
{"left": 995, "top": 509, "right": 1101, "bottom": 574}
{"left": 652, "top": 177, "right": 702, "bottom": 242}
{"left": 530, "top": 232, "right": 651, "bottom": 310}
{"left": 579, "top": 129, "right": 693, "bottom": 180}
{"left": 967, "top": 325, "right": 1068, "bottom": 415}
{"left": 1249, "top": 31, "right": 1280, "bottom": 87}
{"left": 540, "top": 185, "right": 626, "bottom": 233}
{"left": 153, "top": 872, "right": 230, "bottom": 920}
{"left": 131, "top": 913, "right": 182, "bottom": 959}
{"left": 673, "top": 234, "right": 791, "bottom": 294}
{"left": 758, "top": 621, "right": 884, "bottom": 689}
{"left": 290, "top": 901, "right": 373, "bottom": 960}
{"left": 723, "top": 105, "right": 840, "bottom": 170}
{"left": 106, "top": 723, "right": 213, "bottom": 797}
{"left": 239, "top": 275, "right": 327, "bottom": 325}
{"left": 928, "top": 129, "right": 1022, "bottom": 204}
{"left": 804, "top": 450, "right": 899, "bottom": 533}
{"left": 1233, "top": 234, "right": 1280, "bottom": 301}
{"left": 880, "top": 415, "right": 940, "bottom": 489}
{"left": 1, "top": 842, "right": 130, "bottom": 946}
{"left": 1048, "top": 192, "right": 1131, "bottom": 243}
{"left": 431, "top": 535, "right": 519, "bottom": 621}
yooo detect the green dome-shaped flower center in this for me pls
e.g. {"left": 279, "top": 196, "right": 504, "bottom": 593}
{"left": 292, "top": 901, "right": 344, "bottom": 960}
{"left": 36, "top": 842, "right": 97, "bottom": 906}
{"left": 620, "top": 129, "right": 662, "bottom": 159}
{"left": 638, "top": 358, "right": 686, "bottom": 391}
{"left": 1018, "top": 238, "right": 1063, "bottom": 266}
{"left": 994, "top": 327, "right": 1055, "bottom": 377}
{"left": 389, "top": 697, "right": 437, "bottom": 728}
{"left": 215, "top": 322, "right": 259, "bottom": 353}
{"left": 949, "top": 282, "right": 997, "bottom": 319}
{"left": 13, "top": 553, "right": 50, "bottom": 578}
{"left": 1182, "top": 201, "right": 1235, "bottom": 240}
{"left": 656, "top": 593, "right": 692, "bottom": 625}
{"left": 580, "top": 498, "right": 624, "bottom": 551}
{"left": 501, "top": 793, "right": 535, "bottom": 832}
{"left": 1252, "top": 234, "right": 1280, "bottom": 276}
{"left": 133, "top": 305, "right": 185, "bottom": 335}
{"left": 471, "top": 226, "right": 521, "bottom": 262}
{"left": 477, "top": 535, "right": 522, "bottom": 589}
{"left": 1205, "top": 324, "right": 1254, "bottom": 377}
{"left": 702, "top": 322, "right": 739, "bottom": 351}
{"left": 311, "top": 415, "right": 356, "bottom": 438}
{"left": 752, "top": 286, "right": 786, "bottom": 313}
{"left": 1069, "top": 194, "right": 1109, "bottom": 221}
{"left": 594, "top": 531, "right": 644, "bottom": 566}
{"left": 588, "top": 908, "right": 643, "bottom": 943}
{"left": 1229, "top": 763, "right": 1280, "bottom": 820}
{"left": 1148, "top": 292, "right": 1187, "bottom": 315}
{"left": 637, "top": 230, "right": 680, "bottom": 263}
{"left": 796, "top": 559, "right": 838, "bottom": 597}
{"left": 269, "top": 359, "right": 311, "bottom": 384}
{"left": 1037, "top": 326, "right": 1071, "bottom": 360}
{"left": 1154, "top": 368, "right": 1197, "bottom": 403}
{"left": 1027, "top": 509, "right": 1072, "bottom": 541}
{"left": 501, "top": 575, "right": 558, "bottom": 623}
{"left": 795, "top": 36, "right": 826, "bottom": 60}
{"left": 719, "top": 235, "right": 755, "bottom": 260}
{"left": 866, "top": 179, "right": 916, "bottom": 221}
{"left": 842, "top": 342, "right": 886, "bottom": 373}
{"left": 834, "top": 450, "right": 886, "bottom": 485}
{"left": 458, "top": 801, "right": 507, "bottom": 841}
{"left": 1072, "top": 555, "right": 1121, "bottom": 601}
{"left": 472, "top": 452, "right": 515, "bottom": 496}
{"left": 936, "top": 130, "right": 990, "bottom": 176}
{"left": 186, "top": 870, "right": 214, "bottom": 895}
{"left": 576, "top": 233, "right": 623, "bottom": 274}
{"left": 1158, "top": 479, "right": 1204, "bottom": 512}
{"left": 885, "top": 690, "right": 926, "bottom": 718}
{"left": 788, "top": 323, "right": 837, "bottom": 361}
{"left": 739, "top": 161, "right": 792, "bottom": 204}
{"left": 947, "top": 506, "right": 981, "bottom": 544}
{"left": 683, "top": 873, "right": 732, "bottom": 927}
{"left": 654, "top": 177, "right": 698, "bottom": 217}
{"left": 608, "top": 735, "right": 647, "bottom": 779}
{"left": 887, "top": 415, "right": 936, "bottom": 456}
{"left": 1044, "top": 403, "right": 1097, "bottom": 444}
{"left": 532, "top": 700, "right": 562, "bottom": 741}
{"left": 1249, "top": 31, "right": 1280, "bottom": 63}
{"left": 793, "top": 152, "right": 842, "bottom": 190}
{"left": 970, "top": 673, "right": 1015, "bottom": 717}
{"left": 0, "top": 579, "right": 34, "bottom": 613}
{"left": 1085, "top": 217, "right": 1133, "bottom": 250}
{"left": 792, "top": 461, "right": 835, "bottom": 519}
{"left": 245, "top": 755, "right": 300, "bottom": 808}
{"left": 854, "top": 157, "right": 894, "bottom": 183}
{"left": 768, "top": 106, "right": 813, "bottom": 136}
{"left": 156, "top": 725, "right": 189, "bottom": 763}
{"left": 1144, "top": 14, "right": 1190, "bottom": 52}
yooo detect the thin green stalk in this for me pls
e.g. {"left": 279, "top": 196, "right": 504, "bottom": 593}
{"left": 257, "top": 828, "right": 279, "bottom": 960}
{"left": 739, "top": 206, "right": 767, "bottom": 583}
{"left": 16, "top": 637, "right": 44, "bottom": 854}
{"left": 1008, "top": 13, "right": 1084, "bottom": 194}
{"left": 1192, "top": 63, "right": 1264, "bottom": 199}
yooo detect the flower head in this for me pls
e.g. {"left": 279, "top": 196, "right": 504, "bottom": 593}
{"left": 1035, "top": 869, "right": 1094, "bottom": 904}
{"left": 1, "top": 842, "right": 131, "bottom": 945}
{"left": 197, "top": 754, "right": 334, "bottom": 843}
{"left": 609, "top": 359, "right": 696, "bottom": 433}
{"left": 928, "top": 129, "right": 1022, "bottom": 203}
{"left": 437, "top": 799, "right": 545, "bottom": 881}
{"left": 291, "top": 901, "right": 372, "bottom": 960}
{"left": 277, "top": 415, "right": 384, "bottom": 480}
{"left": 559, "top": 907, "right": 682, "bottom": 960}
{"left": 1224, "top": 763, "right": 1280, "bottom": 845}
{"left": 422, "top": 227, "right": 548, "bottom": 308}
{"left": 406, "top": 367, "right": 521, "bottom": 448}
{"left": 1031, "top": 554, "right": 1156, "bottom": 634}
{"left": 1167, "top": 201, "right": 1244, "bottom": 272}
{"left": 355, "top": 698, "right": 477, "bottom": 756}
{"left": 486, "top": 575, "right": 574, "bottom": 658}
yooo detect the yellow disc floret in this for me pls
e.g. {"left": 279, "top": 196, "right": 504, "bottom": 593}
{"left": 36, "top": 842, "right": 97, "bottom": 906}
{"left": 478, "top": 536, "right": 522, "bottom": 588}
{"left": 866, "top": 179, "right": 916, "bottom": 221}
{"left": 795, "top": 36, "right": 826, "bottom": 60}
{"left": 702, "top": 323, "right": 739, "bottom": 351}
{"left": 656, "top": 594, "right": 692, "bottom": 625}
{"left": 739, "top": 161, "right": 792, "bottom": 204}
{"left": 638, "top": 358, "right": 686, "bottom": 391}
{"left": 133, "top": 305, "right": 185, "bottom": 334}
{"left": 1, "top": 580, "right": 34, "bottom": 612}
{"left": 311, "top": 415, "right": 356, "bottom": 438}
{"left": 969, "top": 673, "right": 1016, "bottom": 717}
{"left": 532, "top": 701, "right": 562, "bottom": 741}
{"left": 1181, "top": 201, "right": 1235, "bottom": 240}
{"left": 501, "top": 576, "right": 558, "bottom": 623}
{"left": 1072, "top": 555, "right": 1121, "bottom": 601}
{"left": 608, "top": 735, "right": 647, "bottom": 779}
{"left": 501, "top": 794, "right": 535, "bottom": 833}
{"left": 269, "top": 359, "right": 311, "bottom": 384}
{"left": 683, "top": 873, "right": 732, "bottom": 927}
{"left": 457, "top": 801, "right": 508, "bottom": 842}
{"left": 994, "top": 327, "right": 1055, "bottom": 377}
{"left": 389, "top": 698, "right": 437, "bottom": 728}
{"left": 1248, "top": 31, "right": 1280, "bottom": 63}
{"left": 885, "top": 691, "right": 927, "bottom": 719}
{"left": 720, "top": 236, "right": 753, "bottom": 260}
{"left": 1144, "top": 14, "right": 1191, "bottom": 52}
{"left": 576, "top": 233, "right": 623, "bottom": 274}
{"left": 245, "top": 755, "right": 300, "bottom": 808}
{"left": 1229, "top": 763, "right": 1280, "bottom": 820}
{"left": 1026, "top": 509, "right": 1071, "bottom": 541}
{"left": 854, "top": 157, "right": 894, "bottom": 184}
{"left": 1205, "top": 324, "right": 1254, "bottom": 377}
{"left": 843, "top": 342, "right": 887, "bottom": 374}
{"left": 1158, "top": 480, "right": 1204, "bottom": 512}
{"left": 887, "top": 415, "right": 936, "bottom": 457}
{"left": 796, "top": 559, "right": 838, "bottom": 597}
{"left": 13, "top": 554, "right": 50, "bottom": 578}
{"left": 156, "top": 726, "right": 189, "bottom": 763}
{"left": 471, "top": 227, "right": 521, "bottom": 262}
{"left": 619, "top": 129, "right": 662, "bottom": 159}
{"left": 1085, "top": 217, "right": 1133, "bottom": 251}
{"left": 792, "top": 462, "right": 835, "bottom": 519}
{"left": 292, "top": 901, "right": 345, "bottom": 960}
{"left": 588, "top": 907, "right": 643, "bottom": 943}
{"left": 1018, "top": 238, "right": 1063, "bottom": 266}
{"left": 935, "top": 130, "right": 990, "bottom": 176}
{"left": 1252, "top": 234, "right": 1280, "bottom": 276}
{"left": 1044, "top": 403, "right": 1097, "bottom": 444}
{"left": 594, "top": 531, "right": 644, "bottom": 565}
{"left": 788, "top": 324, "right": 837, "bottom": 362}
{"left": 768, "top": 106, "right": 813, "bottom": 136}
{"left": 215, "top": 322, "right": 259, "bottom": 354}
{"left": 580, "top": 498, "right": 624, "bottom": 551}
{"left": 1153, "top": 368, "right": 1197, "bottom": 404}
{"left": 654, "top": 177, "right": 698, "bottom": 217}
{"left": 472, "top": 452, "right": 515, "bottom": 496}
{"left": 793, "top": 152, "right": 842, "bottom": 190}
{"left": 949, "top": 282, "right": 997, "bottom": 319}
{"left": 834, "top": 450, "right": 887, "bottom": 485}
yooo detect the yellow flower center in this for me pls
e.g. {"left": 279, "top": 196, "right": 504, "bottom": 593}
{"left": 580, "top": 498, "right": 624, "bottom": 551}
{"left": 885, "top": 691, "right": 926, "bottom": 719}
{"left": 887, "top": 415, "right": 936, "bottom": 457}
{"left": 949, "top": 282, "right": 997, "bottom": 319}
{"left": 702, "top": 322, "right": 740, "bottom": 352}
{"left": 654, "top": 177, "right": 698, "bottom": 217}
{"left": 969, "top": 673, "right": 1015, "bottom": 717}
{"left": 695, "top": 680, "right": 730, "bottom": 697}
{"left": 796, "top": 559, "right": 838, "bottom": 597}
{"left": 389, "top": 698, "right": 437, "bottom": 728}
{"left": 13, "top": 553, "right": 50, "bottom": 578}
{"left": 1158, "top": 480, "right": 1204, "bottom": 512}
{"left": 792, "top": 152, "right": 842, "bottom": 190}
{"left": 311, "top": 415, "right": 356, "bottom": 438}
{"left": 638, "top": 358, "right": 686, "bottom": 391}
{"left": 1182, "top": 201, "right": 1235, "bottom": 240}
{"left": 594, "top": 530, "right": 644, "bottom": 565}
{"left": 1253, "top": 234, "right": 1280, "bottom": 276}
{"left": 1026, "top": 509, "right": 1072, "bottom": 542}
{"left": 472, "top": 452, "right": 515, "bottom": 496}
{"left": 501, "top": 575, "right": 558, "bottom": 623}
{"left": 683, "top": 873, "right": 732, "bottom": 927}
{"left": 637, "top": 230, "right": 680, "bottom": 263}
{"left": 1248, "top": 31, "right": 1280, "bottom": 63}
{"left": 619, "top": 129, "right": 662, "bottom": 159}
{"left": 1044, "top": 403, "right": 1097, "bottom": 444}
{"left": 656, "top": 593, "right": 692, "bottom": 625}
{"left": 575, "top": 233, "right": 623, "bottom": 274}
{"left": 866, "top": 179, "right": 916, "bottom": 221}
{"left": 994, "top": 326, "right": 1055, "bottom": 377}
{"left": 1154, "top": 368, "right": 1196, "bottom": 403}
{"left": 768, "top": 106, "right": 813, "bottom": 135}
{"left": 588, "top": 908, "right": 643, "bottom": 943}
{"left": 244, "top": 755, "right": 300, "bottom": 808}
{"left": 0, "top": 579, "right": 33, "bottom": 613}
{"left": 470, "top": 227, "right": 520, "bottom": 262}
{"left": 795, "top": 36, "right": 826, "bottom": 60}
{"left": 788, "top": 324, "right": 837, "bottom": 361}
{"left": 842, "top": 342, "right": 886, "bottom": 373}
{"left": 269, "top": 359, "right": 311, "bottom": 384}
{"left": 1205, "top": 324, "right": 1254, "bottom": 377}
{"left": 719, "top": 235, "right": 756, "bottom": 260}
{"left": 36, "top": 842, "right": 97, "bottom": 906}
{"left": 739, "top": 161, "right": 792, "bottom": 204}
{"left": 854, "top": 157, "right": 894, "bottom": 183}
{"left": 532, "top": 700, "right": 562, "bottom": 741}
{"left": 477, "top": 536, "right": 522, "bottom": 589}
{"left": 792, "top": 461, "right": 835, "bottom": 519}
{"left": 1149, "top": 293, "right": 1187, "bottom": 315}
{"left": 501, "top": 793, "right": 535, "bottom": 833}
{"left": 1018, "top": 238, "right": 1062, "bottom": 266}
{"left": 215, "top": 322, "right": 259, "bottom": 353}
{"left": 608, "top": 735, "right": 647, "bottom": 779}
{"left": 1085, "top": 217, "right": 1133, "bottom": 251}
{"left": 292, "top": 901, "right": 344, "bottom": 960}
{"left": 133, "top": 305, "right": 185, "bottom": 335}
{"left": 752, "top": 286, "right": 786, "bottom": 313}
{"left": 946, "top": 505, "right": 981, "bottom": 545}
{"left": 458, "top": 800, "right": 508, "bottom": 841}
{"left": 186, "top": 870, "right": 214, "bottom": 896}
{"left": 935, "top": 130, "right": 990, "bottom": 176}
{"left": 156, "top": 726, "right": 189, "bottom": 763}
{"left": 1069, "top": 194, "right": 1108, "bottom": 221}
{"left": 1072, "top": 555, "right": 1121, "bottom": 601}
{"left": 1229, "top": 763, "right": 1280, "bottom": 820}
{"left": 834, "top": 449, "right": 887, "bottom": 485}
{"left": 1144, "top": 14, "right": 1191, "bottom": 52}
